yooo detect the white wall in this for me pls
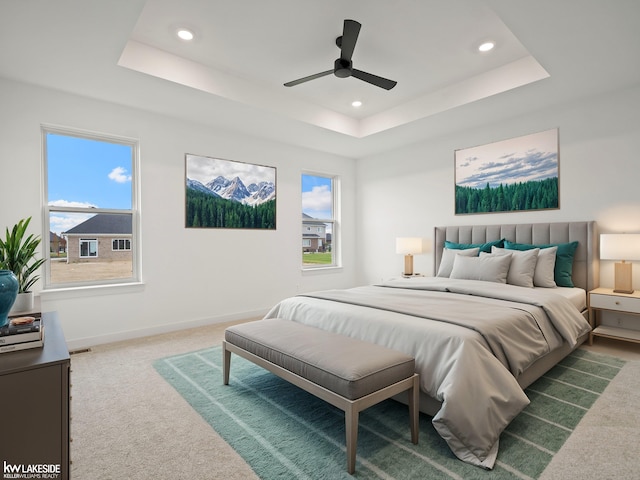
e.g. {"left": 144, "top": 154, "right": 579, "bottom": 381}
{"left": 356, "top": 84, "right": 640, "bottom": 287}
{"left": 0, "top": 78, "right": 358, "bottom": 349}
{"left": 4, "top": 78, "right": 639, "bottom": 348}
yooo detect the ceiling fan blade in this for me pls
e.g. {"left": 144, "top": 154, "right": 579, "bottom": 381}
{"left": 340, "top": 19, "right": 361, "bottom": 62}
{"left": 284, "top": 69, "right": 333, "bottom": 87}
{"left": 351, "top": 69, "right": 397, "bottom": 90}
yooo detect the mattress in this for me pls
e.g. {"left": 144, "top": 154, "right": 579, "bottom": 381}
{"left": 549, "top": 286, "right": 587, "bottom": 311}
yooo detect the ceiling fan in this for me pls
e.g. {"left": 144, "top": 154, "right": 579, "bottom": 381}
{"left": 284, "top": 19, "right": 397, "bottom": 91}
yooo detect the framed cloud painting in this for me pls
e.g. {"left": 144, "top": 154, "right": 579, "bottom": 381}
{"left": 454, "top": 128, "right": 559, "bottom": 215}
{"left": 185, "top": 154, "right": 276, "bottom": 229}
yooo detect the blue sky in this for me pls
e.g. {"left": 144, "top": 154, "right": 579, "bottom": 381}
{"left": 47, "top": 133, "right": 132, "bottom": 233}
{"left": 455, "top": 128, "right": 558, "bottom": 189}
{"left": 302, "top": 174, "right": 332, "bottom": 219}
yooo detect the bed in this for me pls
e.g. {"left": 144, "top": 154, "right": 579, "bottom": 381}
{"left": 264, "top": 221, "right": 598, "bottom": 469}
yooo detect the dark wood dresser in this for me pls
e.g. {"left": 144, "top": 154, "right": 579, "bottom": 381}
{"left": 0, "top": 312, "right": 70, "bottom": 479}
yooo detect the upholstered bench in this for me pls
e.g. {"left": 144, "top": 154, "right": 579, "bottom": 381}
{"left": 223, "top": 318, "right": 419, "bottom": 474}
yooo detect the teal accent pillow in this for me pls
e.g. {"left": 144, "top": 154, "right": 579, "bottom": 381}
{"left": 444, "top": 238, "right": 504, "bottom": 253}
{"left": 504, "top": 240, "right": 579, "bottom": 287}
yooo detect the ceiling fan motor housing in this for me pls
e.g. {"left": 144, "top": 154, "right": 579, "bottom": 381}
{"left": 334, "top": 58, "right": 352, "bottom": 78}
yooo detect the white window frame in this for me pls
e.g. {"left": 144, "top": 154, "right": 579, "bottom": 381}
{"left": 79, "top": 238, "right": 98, "bottom": 258}
{"left": 112, "top": 239, "right": 131, "bottom": 251}
{"left": 301, "top": 172, "right": 340, "bottom": 271}
{"left": 42, "top": 125, "right": 141, "bottom": 291}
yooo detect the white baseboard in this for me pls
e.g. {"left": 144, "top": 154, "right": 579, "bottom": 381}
{"left": 65, "top": 309, "right": 267, "bottom": 352}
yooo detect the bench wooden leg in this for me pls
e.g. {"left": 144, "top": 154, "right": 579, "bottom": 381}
{"left": 409, "top": 374, "right": 419, "bottom": 444}
{"left": 222, "top": 341, "right": 231, "bottom": 385}
{"left": 345, "top": 405, "right": 359, "bottom": 474}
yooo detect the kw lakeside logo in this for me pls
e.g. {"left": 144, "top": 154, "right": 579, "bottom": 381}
{"left": 2, "top": 461, "right": 61, "bottom": 479}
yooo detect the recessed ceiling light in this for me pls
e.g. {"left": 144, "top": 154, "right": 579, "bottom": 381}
{"left": 177, "top": 29, "right": 194, "bottom": 41}
{"left": 478, "top": 41, "right": 495, "bottom": 53}
{"left": 352, "top": 100, "right": 362, "bottom": 108}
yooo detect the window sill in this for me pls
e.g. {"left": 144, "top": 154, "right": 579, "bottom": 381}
{"left": 301, "top": 266, "right": 343, "bottom": 275}
{"left": 40, "top": 281, "right": 145, "bottom": 300}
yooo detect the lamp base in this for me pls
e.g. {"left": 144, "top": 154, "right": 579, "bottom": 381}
{"left": 613, "top": 261, "right": 633, "bottom": 294}
{"left": 403, "top": 254, "right": 414, "bottom": 276}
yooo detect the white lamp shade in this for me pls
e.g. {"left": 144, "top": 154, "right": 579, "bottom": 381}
{"left": 396, "top": 237, "right": 423, "bottom": 255}
{"left": 600, "top": 234, "right": 640, "bottom": 261}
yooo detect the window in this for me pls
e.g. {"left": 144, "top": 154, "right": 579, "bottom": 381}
{"left": 302, "top": 173, "right": 338, "bottom": 268}
{"left": 112, "top": 239, "right": 131, "bottom": 251}
{"left": 43, "top": 127, "right": 139, "bottom": 288}
{"left": 80, "top": 239, "right": 98, "bottom": 258}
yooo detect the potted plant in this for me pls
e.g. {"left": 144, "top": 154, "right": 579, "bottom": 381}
{"left": 0, "top": 217, "right": 46, "bottom": 313}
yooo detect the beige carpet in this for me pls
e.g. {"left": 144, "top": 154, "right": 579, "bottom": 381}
{"left": 69, "top": 320, "right": 640, "bottom": 480}
{"left": 70, "top": 319, "right": 260, "bottom": 480}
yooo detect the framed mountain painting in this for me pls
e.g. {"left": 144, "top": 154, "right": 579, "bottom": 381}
{"left": 454, "top": 128, "right": 559, "bottom": 215}
{"left": 185, "top": 154, "right": 276, "bottom": 229}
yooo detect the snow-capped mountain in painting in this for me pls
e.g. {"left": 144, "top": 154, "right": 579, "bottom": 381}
{"left": 188, "top": 175, "right": 275, "bottom": 206}
{"left": 187, "top": 178, "right": 220, "bottom": 197}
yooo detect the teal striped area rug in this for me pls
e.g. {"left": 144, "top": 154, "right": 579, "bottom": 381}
{"left": 154, "top": 348, "right": 624, "bottom": 480}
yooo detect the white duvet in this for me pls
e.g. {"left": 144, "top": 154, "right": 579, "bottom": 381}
{"left": 264, "top": 277, "right": 591, "bottom": 469}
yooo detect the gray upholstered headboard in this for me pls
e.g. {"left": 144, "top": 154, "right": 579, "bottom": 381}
{"left": 434, "top": 221, "right": 599, "bottom": 292}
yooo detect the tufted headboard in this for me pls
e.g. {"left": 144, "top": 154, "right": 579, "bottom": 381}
{"left": 434, "top": 221, "right": 599, "bottom": 292}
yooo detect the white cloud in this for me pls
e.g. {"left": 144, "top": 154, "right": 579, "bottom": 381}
{"left": 108, "top": 166, "right": 132, "bottom": 183}
{"left": 302, "top": 185, "right": 332, "bottom": 217}
{"left": 48, "top": 199, "right": 97, "bottom": 208}
{"left": 49, "top": 213, "right": 95, "bottom": 234}
{"left": 47, "top": 200, "right": 98, "bottom": 234}
{"left": 186, "top": 155, "right": 274, "bottom": 186}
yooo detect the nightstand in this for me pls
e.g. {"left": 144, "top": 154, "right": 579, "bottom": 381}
{"left": 588, "top": 288, "right": 640, "bottom": 345}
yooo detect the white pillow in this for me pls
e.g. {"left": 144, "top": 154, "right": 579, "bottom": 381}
{"left": 533, "top": 246, "right": 558, "bottom": 287}
{"left": 436, "top": 247, "right": 480, "bottom": 278}
{"left": 491, "top": 246, "right": 539, "bottom": 288}
{"left": 449, "top": 253, "right": 512, "bottom": 284}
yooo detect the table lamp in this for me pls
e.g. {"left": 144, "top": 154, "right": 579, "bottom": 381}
{"left": 396, "top": 237, "right": 423, "bottom": 276}
{"left": 600, "top": 233, "right": 640, "bottom": 294}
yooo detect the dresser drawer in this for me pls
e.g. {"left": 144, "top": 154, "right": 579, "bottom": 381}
{"left": 590, "top": 293, "right": 640, "bottom": 314}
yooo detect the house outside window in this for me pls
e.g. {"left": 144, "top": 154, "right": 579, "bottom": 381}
{"left": 302, "top": 173, "right": 338, "bottom": 269}
{"left": 43, "top": 127, "right": 140, "bottom": 288}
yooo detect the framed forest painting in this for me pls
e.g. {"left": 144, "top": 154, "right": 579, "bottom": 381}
{"left": 185, "top": 154, "right": 276, "bottom": 229}
{"left": 454, "top": 128, "right": 559, "bottom": 215}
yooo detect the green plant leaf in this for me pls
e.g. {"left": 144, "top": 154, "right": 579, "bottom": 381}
{"left": 0, "top": 216, "right": 45, "bottom": 292}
